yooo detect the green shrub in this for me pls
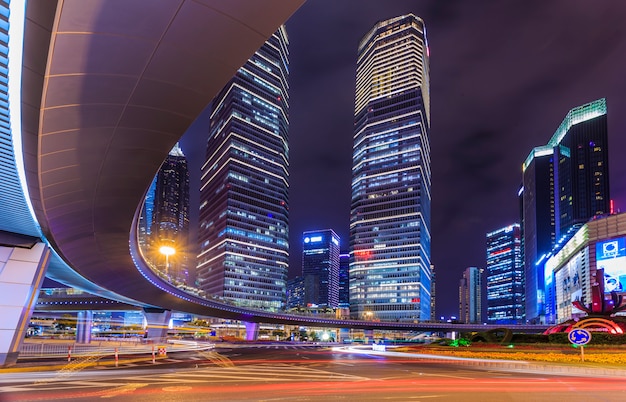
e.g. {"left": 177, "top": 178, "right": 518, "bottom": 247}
{"left": 510, "top": 333, "right": 549, "bottom": 344}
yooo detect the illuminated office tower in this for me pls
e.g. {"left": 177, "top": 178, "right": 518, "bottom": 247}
{"left": 152, "top": 144, "right": 190, "bottom": 284}
{"left": 138, "top": 144, "right": 190, "bottom": 285}
{"left": 486, "top": 224, "right": 524, "bottom": 324}
{"left": 521, "top": 148, "right": 554, "bottom": 323}
{"left": 338, "top": 252, "right": 350, "bottom": 308}
{"left": 197, "top": 27, "right": 290, "bottom": 310}
{"left": 138, "top": 179, "right": 157, "bottom": 248}
{"left": 302, "top": 230, "right": 340, "bottom": 308}
{"left": 430, "top": 264, "right": 436, "bottom": 322}
{"left": 459, "top": 267, "right": 483, "bottom": 324}
{"left": 350, "top": 14, "right": 431, "bottom": 322}
{"left": 521, "top": 98, "right": 610, "bottom": 323}
{"left": 286, "top": 276, "right": 305, "bottom": 310}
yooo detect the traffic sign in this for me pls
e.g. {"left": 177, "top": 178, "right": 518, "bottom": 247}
{"left": 568, "top": 328, "right": 591, "bottom": 345}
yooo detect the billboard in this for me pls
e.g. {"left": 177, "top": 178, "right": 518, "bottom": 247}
{"left": 596, "top": 237, "right": 626, "bottom": 293}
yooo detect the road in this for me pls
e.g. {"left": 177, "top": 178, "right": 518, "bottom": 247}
{"left": 1, "top": 344, "right": 625, "bottom": 401}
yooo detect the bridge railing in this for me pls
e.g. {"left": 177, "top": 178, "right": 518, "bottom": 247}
{"left": 19, "top": 338, "right": 212, "bottom": 358}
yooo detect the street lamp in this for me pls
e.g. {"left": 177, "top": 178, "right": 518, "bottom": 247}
{"left": 159, "top": 245, "right": 175, "bottom": 278}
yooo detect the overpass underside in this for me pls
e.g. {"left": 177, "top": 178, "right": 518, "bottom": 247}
{"left": 1, "top": 0, "right": 304, "bottom": 367}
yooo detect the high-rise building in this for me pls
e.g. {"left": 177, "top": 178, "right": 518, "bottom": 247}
{"left": 521, "top": 98, "right": 610, "bottom": 323}
{"left": 139, "top": 144, "right": 190, "bottom": 285}
{"left": 196, "top": 27, "right": 290, "bottom": 311}
{"left": 302, "top": 230, "right": 340, "bottom": 308}
{"left": 459, "top": 267, "right": 483, "bottom": 324}
{"left": 521, "top": 149, "right": 554, "bottom": 323}
{"left": 430, "top": 264, "right": 436, "bottom": 322}
{"left": 153, "top": 144, "right": 191, "bottom": 284}
{"left": 349, "top": 14, "right": 431, "bottom": 322}
{"left": 138, "top": 179, "right": 157, "bottom": 248}
{"left": 286, "top": 276, "right": 305, "bottom": 310}
{"left": 338, "top": 252, "right": 350, "bottom": 308}
{"left": 486, "top": 224, "right": 524, "bottom": 324}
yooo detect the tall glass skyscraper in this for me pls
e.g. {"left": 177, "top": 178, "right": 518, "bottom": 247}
{"left": 153, "top": 144, "right": 190, "bottom": 284}
{"left": 349, "top": 14, "right": 431, "bottom": 322}
{"left": 521, "top": 98, "right": 610, "bottom": 323}
{"left": 197, "top": 27, "right": 290, "bottom": 311}
{"left": 486, "top": 224, "right": 524, "bottom": 324}
{"left": 139, "top": 144, "right": 190, "bottom": 285}
{"left": 459, "top": 267, "right": 483, "bottom": 324}
{"left": 338, "top": 252, "right": 350, "bottom": 308}
{"left": 521, "top": 149, "right": 554, "bottom": 322}
{"left": 302, "top": 230, "right": 340, "bottom": 308}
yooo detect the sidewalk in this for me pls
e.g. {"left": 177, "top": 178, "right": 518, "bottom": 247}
{"left": 1, "top": 339, "right": 214, "bottom": 373}
{"left": 2, "top": 354, "right": 167, "bottom": 373}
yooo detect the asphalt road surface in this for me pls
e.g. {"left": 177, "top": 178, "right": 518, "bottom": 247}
{"left": 1, "top": 344, "right": 625, "bottom": 401}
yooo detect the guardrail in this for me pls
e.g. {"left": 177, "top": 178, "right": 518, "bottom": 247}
{"left": 19, "top": 338, "right": 214, "bottom": 359}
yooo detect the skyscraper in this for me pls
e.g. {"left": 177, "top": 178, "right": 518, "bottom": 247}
{"left": 459, "top": 267, "right": 483, "bottom": 324}
{"left": 521, "top": 149, "right": 554, "bottom": 323}
{"left": 554, "top": 100, "right": 610, "bottom": 234}
{"left": 302, "top": 230, "right": 340, "bottom": 308}
{"left": 139, "top": 144, "right": 190, "bottom": 285}
{"left": 286, "top": 276, "right": 305, "bottom": 310}
{"left": 338, "top": 252, "right": 350, "bottom": 309}
{"left": 486, "top": 224, "right": 524, "bottom": 324}
{"left": 521, "top": 98, "right": 610, "bottom": 323}
{"left": 138, "top": 179, "right": 157, "bottom": 248}
{"left": 430, "top": 264, "right": 436, "bottom": 322}
{"left": 349, "top": 14, "right": 431, "bottom": 322}
{"left": 197, "top": 27, "right": 290, "bottom": 311}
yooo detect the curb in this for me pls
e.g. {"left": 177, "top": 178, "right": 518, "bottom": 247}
{"left": 334, "top": 346, "right": 626, "bottom": 378}
{"left": 1, "top": 355, "right": 169, "bottom": 373}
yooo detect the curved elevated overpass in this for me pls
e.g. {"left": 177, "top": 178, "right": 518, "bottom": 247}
{"left": 20, "top": 0, "right": 308, "bottom": 321}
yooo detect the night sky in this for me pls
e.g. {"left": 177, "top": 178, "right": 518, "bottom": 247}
{"left": 180, "top": 0, "right": 626, "bottom": 319}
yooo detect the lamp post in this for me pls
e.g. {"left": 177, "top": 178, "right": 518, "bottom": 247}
{"left": 159, "top": 245, "right": 175, "bottom": 279}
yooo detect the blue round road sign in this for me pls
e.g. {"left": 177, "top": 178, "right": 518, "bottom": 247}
{"left": 568, "top": 328, "right": 591, "bottom": 345}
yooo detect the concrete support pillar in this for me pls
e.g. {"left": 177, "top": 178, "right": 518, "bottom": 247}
{"left": 76, "top": 310, "right": 93, "bottom": 344}
{"left": 364, "top": 329, "right": 374, "bottom": 344}
{"left": 338, "top": 328, "right": 350, "bottom": 343}
{"left": 0, "top": 241, "right": 50, "bottom": 367}
{"left": 143, "top": 308, "right": 171, "bottom": 341}
{"left": 244, "top": 322, "right": 259, "bottom": 341}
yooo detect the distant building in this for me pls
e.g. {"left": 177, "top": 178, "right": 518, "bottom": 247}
{"left": 521, "top": 98, "right": 610, "bottom": 323}
{"left": 302, "top": 230, "right": 340, "bottom": 308}
{"left": 139, "top": 143, "right": 190, "bottom": 285}
{"left": 350, "top": 14, "right": 431, "bottom": 322}
{"left": 153, "top": 144, "right": 190, "bottom": 284}
{"left": 196, "top": 27, "right": 290, "bottom": 310}
{"left": 545, "top": 213, "right": 626, "bottom": 323}
{"left": 138, "top": 179, "right": 156, "bottom": 246}
{"left": 286, "top": 277, "right": 305, "bottom": 310}
{"left": 486, "top": 224, "right": 524, "bottom": 324}
{"left": 459, "top": 267, "right": 483, "bottom": 324}
{"left": 521, "top": 148, "right": 555, "bottom": 323}
{"left": 338, "top": 252, "right": 350, "bottom": 308}
{"left": 430, "top": 264, "right": 436, "bottom": 321}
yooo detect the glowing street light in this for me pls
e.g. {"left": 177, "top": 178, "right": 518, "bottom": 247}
{"left": 159, "top": 245, "right": 175, "bottom": 277}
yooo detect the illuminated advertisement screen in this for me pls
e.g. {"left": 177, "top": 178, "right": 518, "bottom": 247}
{"left": 596, "top": 237, "right": 626, "bottom": 293}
